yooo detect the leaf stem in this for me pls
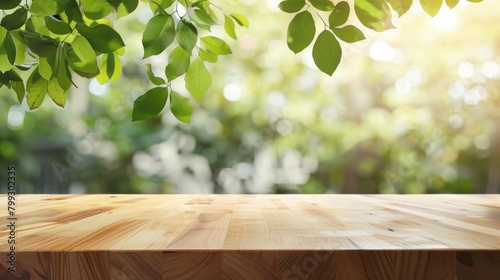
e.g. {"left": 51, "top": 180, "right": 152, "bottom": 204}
{"left": 316, "top": 12, "right": 328, "bottom": 29}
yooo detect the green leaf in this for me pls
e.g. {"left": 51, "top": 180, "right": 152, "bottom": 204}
{"left": 146, "top": 63, "right": 166, "bottom": 85}
{"left": 200, "top": 48, "right": 218, "bottom": 63}
{"left": 385, "top": 0, "right": 413, "bottom": 17}
{"left": 278, "top": 0, "right": 306, "bottom": 13}
{"left": 308, "top": 0, "right": 335, "bottom": 11}
{"left": 30, "top": 0, "right": 61, "bottom": 15}
{"left": 224, "top": 15, "right": 237, "bottom": 40}
{"left": 39, "top": 54, "right": 56, "bottom": 80}
{"left": 12, "top": 36, "right": 25, "bottom": 64}
{"left": 142, "top": 14, "right": 175, "bottom": 58}
{"left": 312, "top": 30, "right": 341, "bottom": 76}
{"left": 47, "top": 78, "right": 67, "bottom": 107}
{"left": 185, "top": 57, "right": 211, "bottom": 102}
{"left": 26, "top": 68, "right": 48, "bottom": 110}
{"left": 0, "top": 0, "right": 21, "bottom": 10}
{"left": 148, "top": 0, "right": 175, "bottom": 13}
{"left": 25, "top": 17, "right": 50, "bottom": 36}
{"left": 67, "top": 35, "right": 99, "bottom": 76}
{"left": 193, "top": 9, "right": 218, "bottom": 25}
{"left": 81, "top": 0, "right": 114, "bottom": 20}
{"left": 201, "top": 36, "right": 232, "bottom": 55}
{"left": 122, "top": 0, "right": 139, "bottom": 13}
{"left": 132, "top": 87, "right": 169, "bottom": 121}
{"left": 6, "top": 69, "right": 24, "bottom": 103}
{"left": 355, "top": 0, "right": 395, "bottom": 31}
{"left": 1, "top": 8, "right": 28, "bottom": 31}
{"left": 467, "top": 0, "right": 482, "bottom": 3}
{"left": 287, "top": 11, "right": 316, "bottom": 54}
{"left": 176, "top": 19, "right": 198, "bottom": 55}
{"left": 420, "top": 0, "right": 443, "bottom": 17}
{"left": 55, "top": 45, "right": 72, "bottom": 90}
{"left": 332, "top": 25, "right": 366, "bottom": 43}
{"left": 45, "top": 15, "right": 72, "bottom": 35}
{"left": 15, "top": 62, "right": 37, "bottom": 71}
{"left": 445, "top": 0, "right": 458, "bottom": 8}
{"left": 170, "top": 91, "right": 195, "bottom": 124}
{"left": 0, "top": 29, "right": 16, "bottom": 72}
{"left": 329, "top": 1, "right": 349, "bottom": 27}
{"left": 63, "top": 0, "right": 84, "bottom": 23}
{"left": 230, "top": 14, "right": 249, "bottom": 27}
{"left": 165, "top": 46, "right": 191, "bottom": 81}
{"left": 96, "top": 52, "right": 121, "bottom": 83}
{"left": 20, "top": 30, "right": 58, "bottom": 57}
{"left": 76, "top": 23, "right": 125, "bottom": 53}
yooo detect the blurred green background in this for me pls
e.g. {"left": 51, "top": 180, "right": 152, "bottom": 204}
{"left": 1, "top": 1, "right": 499, "bottom": 194}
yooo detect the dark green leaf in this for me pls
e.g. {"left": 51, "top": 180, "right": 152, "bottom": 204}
{"left": 329, "top": 1, "right": 349, "bottom": 27}
{"left": 45, "top": 15, "right": 72, "bottom": 34}
{"left": 191, "top": 0, "right": 208, "bottom": 7}
{"left": 201, "top": 36, "right": 232, "bottom": 55}
{"left": 385, "top": 0, "right": 413, "bottom": 17}
{"left": 176, "top": 19, "right": 198, "bottom": 55}
{"left": 165, "top": 46, "right": 191, "bottom": 81}
{"left": 122, "top": 0, "right": 139, "bottom": 13}
{"left": 20, "top": 31, "right": 58, "bottom": 57}
{"left": 354, "top": 0, "right": 395, "bottom": 31}
{"left": 445, "top": 0, "right": 458, "bottom": 8}
{"left": 420, "top": 0, "right": 443, "bottom": 17}
{"left": 0, "top": 29, "right": 16, "bottom": 72}
{"left": 312, "top": 30, "right": 341, "bottom": 76}
{"left": 63, "top": 0, "right": 84, "bottom": 23}
{"left": 309, "top": 0, "right": 335, "bottom": 11}
{"left": 287, "top": 11, "right": 315, "bottom": 54}
{"left": 76, "top": 23, "right": 125, "bottom": 53}
{"left": 224, "top": 15, "right": 237, "bottom": 40}
{"left": 230, "top": 14, "right": 249, "bottom": 27}
{"left": 332, "top": 25, "right": 366, "bottom": 42}
{"left": 67, "top": 35, "right": 99, "bottom": 75}
{"left": 132, "top": 87, "right": 169, "bottom": 121}
{"left": 185, "top": 58, "right": 211, "bottom": 101}
{"left": 0, "top": 0, "right": 22, "bottom": 10}
{"left": 170, "top": 91, "right": 195, "bottom": 124}
{"left": 26, "top": 68, "right": 48, "bottom": 110}
{"left": 1, "top": 8, "right": 28, "bottom": 31}
{"left": 278, "top": 0, "right": 306, "bottom": 13}
{"left": 6, "top": 69, "right": 24, "bottom": 103}
{"left": 80, "top": 0, "right": 114, "bottom": 20}
{"left": 30, "top": 0, "right": 61, "bottom": 15}
{"left": 55, "top": 45, "right": 72, "bottom": 90}
{"left": 25, "top": 17, "right": 50, "bottom": 36}
{"left": 142, "top": 14, "right": 175, "bottom": 58}
{"left": 146, "top": 63, "right": 166, "bottom": 85}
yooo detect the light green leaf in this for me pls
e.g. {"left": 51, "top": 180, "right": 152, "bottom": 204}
{"left": 30, "top": 0, "right": 61, "bottom": 15}
{"left": 193, "top": 9, "right": 218, "bottom": 25}
{"left": 0, "top": 29, "right": 16, "bottom": 72}
{"left": 165, "top": 46, "right": 191, "bottom": 81}
{"left": 200, "top": 48, "right": 218, "bottom": 63}
{"left": 287, "top": 11, "right": 316, "bottom": 54}
{"left": 39, "top": 55, "right": 56, "bottom": 80}
{"left": 76, "top": 23, "right": 125, "bottom": 53}
{"left": 1, "top": 8, "right": 28, "bottom": 31}
{"left": 329, "top": 1, "right": 349, "bottom": 27}
{"left": 141, "top": 14, "right": 175, "bottom": 58}
{"left": 278, "top": 0, "right": 306, "bottom": 13}
{"left": 201, "top": 36, "right": 232, "bottom": 55}
{"left": 185, "top": 57, "right": 211, "bottom": 102}
{"left": 170, "top": 91, "right": 195, "bottom": 124}
{"left": 47, "top": 78, "right": 67, "bottom": 107}
{"left": 132, "top": 87, "right": 169, "bottom": 121}
{"left": 313, "top": 30, "right": 342, "bottom": 76}
{"left": 332, "top": 25, "right": 366, "bottom": 43}
{"left": 67, "top": 35, "right": 99, "bottom": 76}
{"left": 230, "top": 13, "right": 249, "bottom": 27}
{"left": 0, "top": 0, "right": 22, "bottom": 10}
{"left": 176, "top": 19, "right": 198, "bottom": 55}
{"left": 445, "top": 0, "right": 458, "bottom": 8}
{"left": 45, "top": 15, "right": 72, "bottom": 35}
{"left": 12, "top": 36, "right": 25, "bottom": 64}
{"left": 96, "top": 52, "right": 121, "bottom": 84}
{"left": 467, "top": 0, "right": 482, "bottom": 2}
{"left": 385, "top": 0, "right": 413, "bottom": 17}
{"left": 26, "top": 68, "right": 48, "bottom": 110}
{"left": 146, "top": 63, "right": 166, "bottom": 85}
{"left": 355, "top": 0, "right": 395, "bottom": 31}
{"left": 309, "top": 0, "right": 335, "bottom": 11}
{"left": 420, "top": 0, "right": 443, "bottom": 17}
{"left": 80, "top": 0, "right": 114, "bottom": 20}
{"left": 25, "top": 17, "right": 50, "bottom": 36}
{"left": 224, "top": 15, "right": 237, "bottom": 40}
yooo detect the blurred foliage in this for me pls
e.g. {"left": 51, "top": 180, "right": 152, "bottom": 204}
{"left": 1, "top": 0, "right": 500, "bottom": 194}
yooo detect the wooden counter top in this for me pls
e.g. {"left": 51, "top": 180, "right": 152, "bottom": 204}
{"left": 1, "top": 194, "right": 500, "bottom": 279}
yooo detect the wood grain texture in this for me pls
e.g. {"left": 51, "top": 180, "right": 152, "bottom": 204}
{"left": 0, "top": 194, "right": 499, "bottom": 279}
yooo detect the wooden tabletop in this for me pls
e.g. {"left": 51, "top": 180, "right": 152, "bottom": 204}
{"left": 3, "top": 194, "right": 500, "bottom": 251}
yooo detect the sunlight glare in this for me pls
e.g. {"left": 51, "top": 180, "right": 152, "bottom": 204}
{"left": 431, "top": 8, "right": 457, "bottom": 31}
